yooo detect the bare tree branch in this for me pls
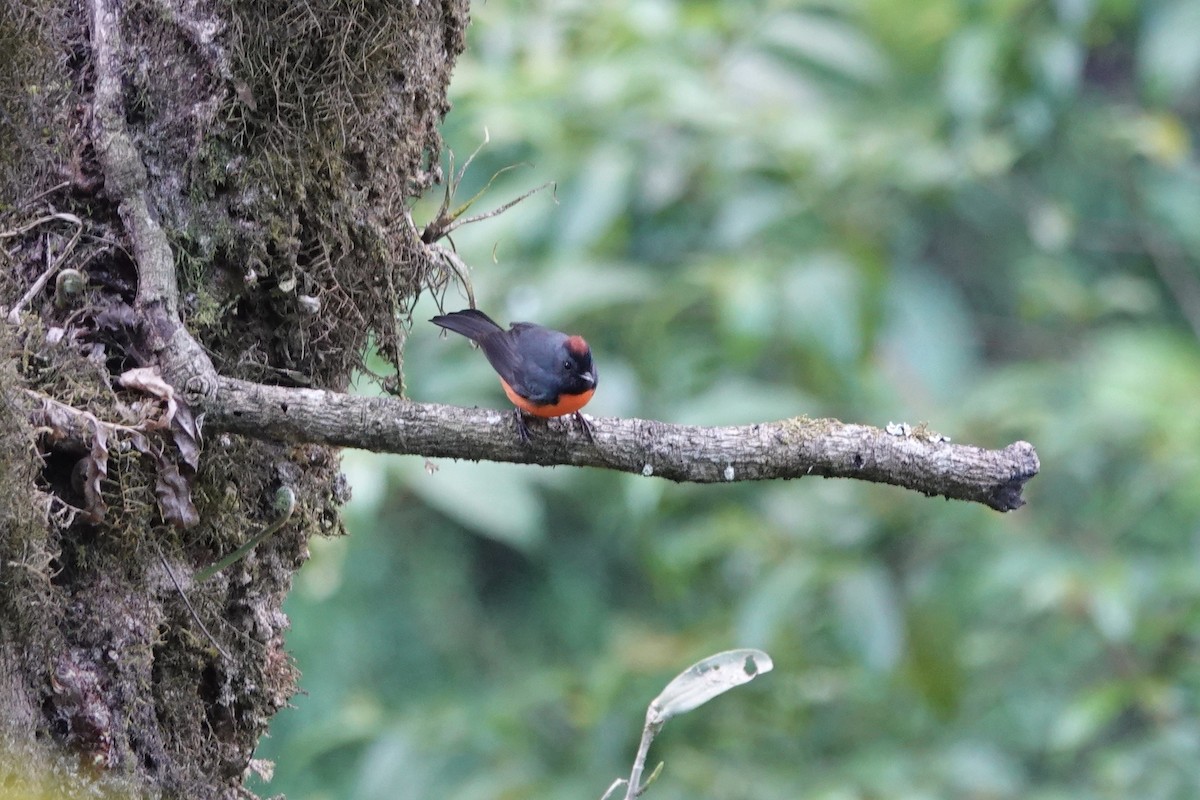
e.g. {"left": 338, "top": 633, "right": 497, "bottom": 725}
{"left": 204, "top": 377, "right": 1039, "bottom": 512}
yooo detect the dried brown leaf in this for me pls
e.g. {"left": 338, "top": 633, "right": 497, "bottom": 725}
{"left": 127, "top": 430, "right": 152, "bottom": 455}
{"left": 117, "top": 366, "right": 177, "bottom": 423}
{"left": 154, "top": 455, "right": 199, "bottom": 529}
{"left": 127, "top": 428, "right": 199, "bottom": 528}
{"left": 172, "top": 400, "right": 201, "bottom": 472}
{"left": 82, "top": 413, "right": 108, "bottom": 524}
{"left": 117, "top": 366, "right": 201, "bottom": 472}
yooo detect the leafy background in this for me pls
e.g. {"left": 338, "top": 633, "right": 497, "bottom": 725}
{"left": 252, "top": 0, "right": 1200, "bottom": 797}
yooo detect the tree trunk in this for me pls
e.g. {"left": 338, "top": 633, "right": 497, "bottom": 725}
{"left": 0, "top": 0, "right": 468, "bottom": 796}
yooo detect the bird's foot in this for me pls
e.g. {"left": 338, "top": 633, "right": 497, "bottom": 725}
{"left": 513, "top": 408, "right": 532, "bottom": 443}
{"left": 573, "top": 411, "right": 595, "bottom": 443}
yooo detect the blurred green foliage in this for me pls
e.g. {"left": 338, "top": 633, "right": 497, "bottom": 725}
{"left": 253, "top": 0, "right": 1200, "bottom": 798}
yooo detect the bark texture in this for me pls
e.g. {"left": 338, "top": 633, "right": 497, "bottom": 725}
{"left": 0, "top": 0, "right": 468, "bottom": 796}
{"left": 209, "top": 377, "right": 1038, "bottom": 511}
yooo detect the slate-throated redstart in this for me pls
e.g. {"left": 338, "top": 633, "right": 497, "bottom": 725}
{"left": 431, "top": 308, "right": 598, "bottom": 442}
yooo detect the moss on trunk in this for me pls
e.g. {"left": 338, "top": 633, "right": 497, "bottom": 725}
{"left": 0, "top": 0, "right": 469, "bottom": 795}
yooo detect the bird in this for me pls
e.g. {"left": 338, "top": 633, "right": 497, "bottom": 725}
{"left": 431, "top": 308, "right": 598, "bottom": 442}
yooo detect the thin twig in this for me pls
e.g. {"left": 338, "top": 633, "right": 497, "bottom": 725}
{"left": 428, "top": 242, "right": 476, "bottom": 310}
{"left": 623, "top": 719, "right": 662, "bottom": 800}
{"left": 16, "top": 181, "right": 71, "bottom": 210}
{"left": 0, "top": 211, "right": 81, "bottom": 240}
{"left": 446, "top": 179, "right": 554, "bottom": 235}
{"left": 154, "top": 542, "right": 232, "bottom": 661}
{"left": 419, "top": 127, "right": 554, "bottom": 244}
{"left": 600, "top": 779, "right": 628, "bottom": 800}
{"left": 6, "top": 216, "right": 84, "bottom": 324}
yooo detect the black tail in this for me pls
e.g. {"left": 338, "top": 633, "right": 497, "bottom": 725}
{"left": 430, "top": 308, "right": 504, "bottom": 342}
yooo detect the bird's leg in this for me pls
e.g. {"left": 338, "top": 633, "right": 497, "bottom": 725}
{"left": 513, "top": 407, "right": 532, "bottom": 443}
{"left": 573, "top": 411, "right": 595, "bottom": 443}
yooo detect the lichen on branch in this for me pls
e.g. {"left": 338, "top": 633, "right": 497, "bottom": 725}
{"left": 206, "top": 377, "right": 1039, "bottom": 512}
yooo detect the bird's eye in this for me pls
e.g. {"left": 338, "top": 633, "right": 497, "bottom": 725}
{"left": 563, "top": 359, "right": 573, "bottom": 371}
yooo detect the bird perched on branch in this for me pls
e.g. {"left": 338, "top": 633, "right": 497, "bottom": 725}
{"left": 431, "top": 308, "right": 598, "bottom": 442}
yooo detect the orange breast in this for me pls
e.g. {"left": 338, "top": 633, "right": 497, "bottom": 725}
{"left": 501, "top": 379, "right": 595, "bottom": 418}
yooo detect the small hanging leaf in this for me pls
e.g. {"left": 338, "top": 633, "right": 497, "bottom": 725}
{"left": 118, "top": 366, "right": 202, "bottom": 525}
{"left": 81, "top": 413, "right": 109, "bottom": 524}
{"left": 171, "top": 400, "right": 202, "bottom": 471}
{"left": 129, "top": 431, "right": 199, "bottom": 529}
{"left": 118, "top": 363, "right": 204, "bottom": 462}
{"left": 648, "top": 649, "right": 774, "bottom": 724}
{"left": 154, "top": 458, "right": 200, "bottom": 529}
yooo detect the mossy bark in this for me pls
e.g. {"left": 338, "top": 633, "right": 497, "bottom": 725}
{"left": 0, "top": 1, "right": 467, "bottom": 796}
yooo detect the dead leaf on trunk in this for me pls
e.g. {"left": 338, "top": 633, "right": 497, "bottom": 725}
{"left": 82, "top": 413, "right": 108, "bottom": 524}
{"left": 172, "top": 400, "right": 201, "bottom": 472}
{"left": 117, "top": 366, "right": 177, "bottom": 424}
{"left": 128, "top": 431, "right": 199, "bottom": 529}
{"left": 155, "top": 457, "right": 200, "bottom": 528}
{"left": 119, "top": 367, "right": 202, "bottom": 526}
